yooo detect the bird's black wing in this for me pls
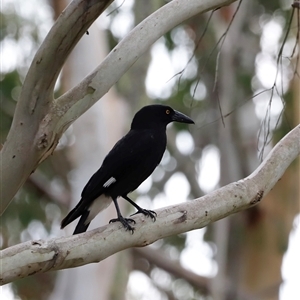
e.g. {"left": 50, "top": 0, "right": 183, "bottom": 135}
{"left": 82, "top": 128, "right": 166, "bottom": 200}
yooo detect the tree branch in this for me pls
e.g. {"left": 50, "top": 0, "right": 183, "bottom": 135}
{"left": 0, "top": 0, "right": 237, "bottom": 215}
{"left": 1, "top": 124, "right": 299, "bottom": 285}
{"left": 55, "top": 0, "right": 237, "bottom": 120}
{"left": 0, "top": 0, "right": 114, "bottom": 213}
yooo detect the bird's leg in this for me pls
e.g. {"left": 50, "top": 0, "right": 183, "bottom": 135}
{"left": 109, "top": 198, "right": 136, "bottom": 233}
{"left": 122, "top": 195, "right": 157, "bottom": 222}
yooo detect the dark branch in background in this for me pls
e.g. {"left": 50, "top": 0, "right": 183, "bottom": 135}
{"left": 132, "top": 247, "right": 210, "bottom": 295}
{"left": 132, "top": 258, "right": 178, "bottom": 300}
{"left": 194, "top": 0, "right": 243, "bottom": 102}
{"left": 134, "top": 247, "right": 282, "bottom": 300}
{"left": 209, "top": 0, "right": 244, "bottom": 132}
{"left": 212, "top": 0, "right": 243, "bottom": 90}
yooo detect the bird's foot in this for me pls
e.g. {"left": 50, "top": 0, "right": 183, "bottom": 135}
{"left": 109, "top": 216, "right": 136, "bottom": 233}
{"left": 131, "top": 208, "right": 157, "bottom": 222}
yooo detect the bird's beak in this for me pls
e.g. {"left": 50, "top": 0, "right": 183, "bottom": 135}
{"left": 172, "top": 110, "right": 195, "bottom": 124}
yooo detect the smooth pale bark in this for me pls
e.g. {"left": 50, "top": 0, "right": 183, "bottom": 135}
{"left": 0, "top": 0, "right": 237, "bottom": 214}
{"left": 0, "top": 0, "right": 113, "bottom": 212}
{"left": 1, "top": 124, "right": 299, "bottom": 285}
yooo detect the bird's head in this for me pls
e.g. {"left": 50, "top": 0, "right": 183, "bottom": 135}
{"left": 131, "top": 105, "right": 194, "bottom": 130}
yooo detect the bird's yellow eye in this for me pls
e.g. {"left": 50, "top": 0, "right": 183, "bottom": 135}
{"left": 166, "top": 109, "right": 170, "bottom": 115}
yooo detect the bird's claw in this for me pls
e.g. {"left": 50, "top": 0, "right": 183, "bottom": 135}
{"left": 109, "top": 217, "right": 136, "bottom": 233}
{"left": 131, "top": 209, "right": 157, "bottom": 222}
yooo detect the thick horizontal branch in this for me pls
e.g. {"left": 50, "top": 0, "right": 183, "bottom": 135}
{"left": 1, "top": 124, "right": 299, "bottom": 285}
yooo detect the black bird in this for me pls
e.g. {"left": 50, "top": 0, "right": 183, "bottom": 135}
{"left": 61, "top": 105, "right": 194, "bottom": 234}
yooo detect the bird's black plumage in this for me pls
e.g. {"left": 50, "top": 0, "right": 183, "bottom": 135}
{"left": 61, "top": 105, "right": 194, "bottom": 234}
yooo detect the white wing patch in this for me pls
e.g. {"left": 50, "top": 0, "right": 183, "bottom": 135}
{"left": 103, "top": 177, "right": 116, "bottom": 188}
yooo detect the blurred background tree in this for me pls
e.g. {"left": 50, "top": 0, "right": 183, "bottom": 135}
{"left": 1, "top": 0, "right": 299, "bottom": 300}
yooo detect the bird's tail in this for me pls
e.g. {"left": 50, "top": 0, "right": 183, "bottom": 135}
{"left": 61, "top": 199, "right": 86, "bottom": 230}
{"left": 73, "top": 210, "right": 90, "bottom": 234}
